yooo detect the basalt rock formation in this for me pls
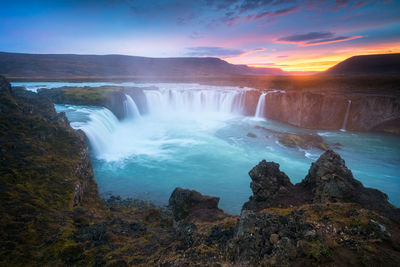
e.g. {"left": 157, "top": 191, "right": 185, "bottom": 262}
{"left": 244, "top": 150, "right": 400, "bottom": 222}
{"left": 243, "top": 161, "right": 294, "bottom": 211}
{"left": 232, "top": 150, "right": 400, "bottom": 266}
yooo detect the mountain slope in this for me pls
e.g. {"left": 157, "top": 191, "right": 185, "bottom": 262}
{"left": 325, "top": 53, "right": 400, "bottom": 76}
{"left": 0, "top": 52, "right": 283, "bottom": 78}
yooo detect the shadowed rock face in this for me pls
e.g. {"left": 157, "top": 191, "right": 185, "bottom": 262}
{"left": 301, "top": 150, "right": 369, "bottom": 203}
{"left": 0, "top": 76, "right": 11, "bottom": 93}
{"left": 264, "top": 91, "right": 400, "bottom": 133}
{"left": 169, "top": 187, "right": 226, "bottom": 222}
{"left": 243, "top": 161, "right": 293, "bottom": 210}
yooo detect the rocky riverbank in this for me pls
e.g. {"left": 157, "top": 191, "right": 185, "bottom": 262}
{"left": 1, "top": 75, "right": 400, "bottom": 266}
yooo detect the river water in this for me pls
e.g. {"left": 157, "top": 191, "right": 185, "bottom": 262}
{"left": 14, "top": 82, "right": 400, "bottom": 214}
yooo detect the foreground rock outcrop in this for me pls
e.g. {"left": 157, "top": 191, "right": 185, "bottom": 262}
{"left": 232, "top": 150, "right": 400, "bottom": 266}
{"left": 0, "top": 76, "right": 98, "bottom": 264}
{"left": 244, "top": 150, "right": 399, "bottom": 221}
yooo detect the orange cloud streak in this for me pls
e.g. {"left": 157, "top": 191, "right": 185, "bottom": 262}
{"left": 223, "top": 44, "right": 400, "bottom": 72}
{"left": 275, "top": 35, "right": 363, "bottom": 47}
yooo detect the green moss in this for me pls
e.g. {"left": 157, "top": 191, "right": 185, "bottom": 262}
{"left": 302, "top": 240, "right": 332, "bottom": 262}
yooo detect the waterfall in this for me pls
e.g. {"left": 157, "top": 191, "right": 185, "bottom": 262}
{"left": 143, "top": 88, "right": 246, "bottom": 115}
{"left": 254, "top": 92, "right": 267, "bottom": 118}
{"left": 78, "top": 108, "right": 120, "bottom": 155}
{"left": 123, "top": 94, "right": 141, "bottom": 120}
{"left": 341, "top": 100, "right": 352, "bottom": 131}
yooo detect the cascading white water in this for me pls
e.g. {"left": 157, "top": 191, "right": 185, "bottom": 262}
{"left": 143, "top": 88, "right": 246, "bottom": 115}
{"left": 255, "top": 92, "right": 267, "bottom": 118}
{"left": 254, "top": 90, "right": 286, "bottom": 119}
{"left": 123, "top": 94, "right": 141, "bottom": 120}
{"left": 341, "top": 100, "right": 352, "bottom": 131}
{"left": 79, "top": 108, "right": 120, "bottom": 156}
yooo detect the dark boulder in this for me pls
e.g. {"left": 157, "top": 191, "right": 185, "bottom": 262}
{"left": 169, "top": 187, "right": 225, "bottom": 222}
{"left": 243, "top": 161, "right": 294, "bottom": 210}
{"left": 300, "top": 150, "right": 363, "bottom": 203}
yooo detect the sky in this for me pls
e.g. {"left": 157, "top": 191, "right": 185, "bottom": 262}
{"left": 1, "top": 0, "right": 400, "bottom": 72}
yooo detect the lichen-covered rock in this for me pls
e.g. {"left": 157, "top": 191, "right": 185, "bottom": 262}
{"left": 278, "top": 132, "right": 329, "bottom": 151}
{"left": 0, "top": 76, "right": 98, "bottom": 264}
{"left": 301, "top": 150, "right": 362, "bottom": 203}
{"left": 169, "top": 187, "right": 225, "bottom": 222}
{"left": 230, "top": 209, "right": 313, "bottom": 265}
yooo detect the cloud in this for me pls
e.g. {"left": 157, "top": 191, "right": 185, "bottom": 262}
{"left": 185, "top": 47, "right": 267, "bottom": 58}
{"left": 278, "top": 31, "right": 334, "bottom": 42}
{"left": 334, "top": 0, "right": 352, "bottom": 8}
{"left": 189, "top": 31, "right": 203, "bottom": 39}
{"left": 253, "top": 6, "right": 299, "bottom": 20}
{"left": 206, "top": 0, "right": 300, "bottom": 26}
{"left": 305, "top": 35, "right": 362, "bottom": 46}
{"left": 223, "top": 5, "right": 299, "bottom": 26}
{"left": 276, "top": 31, "right": 363, "bottom": 46}
{"left": 185, "top": 46, "right": 245, "bottom": 57}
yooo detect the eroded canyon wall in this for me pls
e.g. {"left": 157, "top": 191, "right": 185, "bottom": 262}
{"left": 252, "top": 90, "right": 400, "bottom": 133}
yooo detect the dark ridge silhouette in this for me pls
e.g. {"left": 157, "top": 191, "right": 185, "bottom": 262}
{"left": 325, "top": 53, "right": 400, "bottom": 76}
{"left": 0, "top": 51, "right": 284, "bottom": 78}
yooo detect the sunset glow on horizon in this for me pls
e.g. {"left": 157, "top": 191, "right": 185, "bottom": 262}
{"left": 225, "top": 44, "right": 400, "bottom": 72}
{"left": 1, "top": 0, "right": 400, "bottom": 72}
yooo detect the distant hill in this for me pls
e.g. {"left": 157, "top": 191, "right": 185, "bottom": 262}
{"left": 325, "top": 53, "right": 400, "bottom": 76}
{"left": 0, "top": 52, "right": 284, "bottom": 78}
